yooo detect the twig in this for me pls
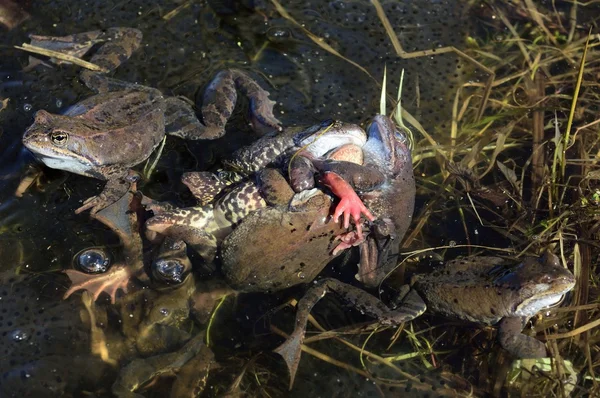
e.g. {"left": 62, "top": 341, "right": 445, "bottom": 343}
{"left": 15, "top": 43, "right": 108, "bottom": 72}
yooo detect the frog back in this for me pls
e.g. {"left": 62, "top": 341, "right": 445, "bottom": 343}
{"left": 63, "top": 89, "right": 166, "bottom": 168}
{"left": 412, "top": 258, "right": 521, "bottom": 325}
{"left": 220, "top": 193, "right": 345, "bottom": 293}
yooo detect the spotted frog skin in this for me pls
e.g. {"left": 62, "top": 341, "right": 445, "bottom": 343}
{"left": 145, "top": 121, "right": 367, "bottom": 264}
{"left": 22, "top": 28, "right": 281, "bottom": 214}
{"left": 275, "top": 252, "right": 575, "bottom": 387}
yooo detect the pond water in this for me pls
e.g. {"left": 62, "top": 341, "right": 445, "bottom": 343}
{"left": 0, "top": 1, "right": 594, "bottom": 397}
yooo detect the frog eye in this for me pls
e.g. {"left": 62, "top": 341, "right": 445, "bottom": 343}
{"left": 73, "top": 247, "right": 111, "bottom": 274}
{"left": 395, "top": 127, "right": 413, "bottom": 149}
{"left": 153, "top": 258, "right": 188, "bottom": 285}
{"left": 50, "top": 131, "right": 69, "bottom": 146}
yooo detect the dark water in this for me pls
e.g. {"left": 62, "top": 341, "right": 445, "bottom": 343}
{"left": 0, "top": 1, "right": 556, "bottom": 397}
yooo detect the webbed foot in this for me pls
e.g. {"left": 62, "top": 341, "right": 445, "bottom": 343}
{"left": 64, "top": 265, "right": 131, "bottom": 304}
{"left": 199, "top": 69, "right": 282, "bottom": 139}
{"left": 66, "top": 188, "right": 144, "bottom": 303}
{"left": 320, "top": 171, "right": 374, "bottom": 237}
{"left": 274, "top": 278, "right": 426, "bottom": 388}
{"left": 273, "top": 328, "right": 305, "bottom": 390}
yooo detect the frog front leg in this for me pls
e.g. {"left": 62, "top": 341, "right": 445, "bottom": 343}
{"left": 198, "top": 69, "right": 282, "bottom": 139}
{"left": 498, "top": 317, "right": 547, "bottom": 358}
{"left": 274, "top": 278, "right": 426, "bottom": 388}
{"left": 65, "top": 189, "right": 145, "bottom": 303}
{"left": 75, "top": 169, "right": 139, "bottom": 214}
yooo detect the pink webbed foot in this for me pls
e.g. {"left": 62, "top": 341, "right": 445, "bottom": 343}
{"left": 320, "top": 171, "right": 374, "bottom": 238}
{"left": 63, "top": 264, "right": 131, "bottom": 304}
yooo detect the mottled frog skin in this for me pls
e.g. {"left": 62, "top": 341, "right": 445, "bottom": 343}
{"left": 145, "top": 121, "right": 367, "bottom": 264}
{"left": 22, "top": 28, "right": 281, "bottom": 214}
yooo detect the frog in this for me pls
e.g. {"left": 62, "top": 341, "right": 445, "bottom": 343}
{"left": 61, "top": 192, "right": 217, "bottom": 397}
{"left": 72, "top": 267, "right": 217, "bottom": 397}
{"left": 21, "top": 27, "right": 282, "bottom": 214}
{"left": 144, "top": 120, "right": 368, "bottom": 265}
{"left": 274, "top": 251, "right": 576, "bottom": 387}
{"left": 220, "top": 114, "right": 415, "bottom": 293}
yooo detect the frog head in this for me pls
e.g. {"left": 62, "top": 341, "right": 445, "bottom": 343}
{"left": 493, "top": 252, "right": 575, "bottom": 317}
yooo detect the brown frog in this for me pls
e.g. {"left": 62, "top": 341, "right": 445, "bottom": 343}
{"left": 275, "top": 252, "right": 575, "bottom": 387}
{"left": 215, "top": 114, "right": 415, "bottom": 384}
{"left": 22, "top": 28, "right": 281, "bottom": 214}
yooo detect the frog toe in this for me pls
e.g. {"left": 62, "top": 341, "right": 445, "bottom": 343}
{"left": 332, "top": 230, "right": 364, "bottom": 255}
{"left": 76, "top": 177, "right": 133, "bottom": 214}
{"left": 273, "top": 329, "right": 304, "bottom": 390}
{"left": 63, "top": 264, "right": 131, "bottom": 304}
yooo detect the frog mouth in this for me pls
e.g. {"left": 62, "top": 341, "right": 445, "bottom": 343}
{"left": 296, "top": 122, "right": 367, "bottom": 157}
{"left": 515, "top": 284, "right": 574, "bottom": 317}
{"left": 31, "top": 151, "right": 95, "bottom": 177}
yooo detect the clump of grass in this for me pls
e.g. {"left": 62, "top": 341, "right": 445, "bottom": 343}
{"left": 264, "top": 1, "right": 600, "bottom": 396}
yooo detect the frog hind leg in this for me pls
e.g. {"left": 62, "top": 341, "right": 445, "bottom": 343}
{"left": 356, "top": 218, "right": 399, "bottom": 288}
{"left": 164, "top": 96, "right": 218, "bottom": 140}
{"left": 498, "top": 317, "right": 547, "bottom": 358}
{"left": 256, "top": 168, "right": 295, "bottom": 206}
{"left": 199, "top": 69, "right": 282, "bottom": 139}
{"left": 274, "top": 278, "right": 426, "bottom": 389}
{"left": 29, "top": 28, "right": 143, "bottom": 92}
{"left": 80, "top": 28, "right": 143, "bottom": 91}
{"left": 112, "top": 331, "right": 210, "bottom": 397}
